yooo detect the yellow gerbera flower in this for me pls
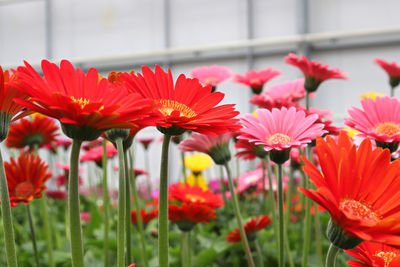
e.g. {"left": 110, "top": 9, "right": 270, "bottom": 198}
{"left": 184, "top": 153, "right": 213, "bottom": 174}
{"left": 185, "top": 173, "right": 208, "bottom": 190}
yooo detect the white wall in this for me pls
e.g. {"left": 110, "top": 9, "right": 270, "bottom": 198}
{"left": 2, "top": 0, "right": 400, "bottom": 186}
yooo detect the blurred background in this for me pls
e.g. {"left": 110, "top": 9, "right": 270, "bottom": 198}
{"left": 1, "top": 0, "right": 400, "bottom": 184}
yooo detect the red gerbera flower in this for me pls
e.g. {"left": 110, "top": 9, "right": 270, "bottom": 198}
{"left": 300, "top": 132, "right": 400, "bottom": 248}
{"left": 120, "top": 65, "right": 240, "bottom": 136}
{"left": 0, "top": 66, "right": 27, "bottom": 141}
{"left": 137, "top": 137, "right": 155, "bottom": 150}
{"left": 345, "top": 241, "right": 400, "bottom": 267}
{"left": 285, "top": 53, "right": 348, "bottom": 92}
{"left": 14, "top": 60, "right": 156, "bottom": 141}
{"left": 6, "top": 153, "right": 52, "bottom": 207}
{"left": 46, "top": 190, "right": 67, "bottom": 200}
{"left": 131, "top": 208, "right": 158, "bottom": 225}
{"left": 6, "top": 116, "right": 59, "bottom": 150}
{"left": 234, "top": 68, "right": 281, "bottom": 94}
{"left": 169, "top": 183, "right": 224, "bottom": 208}
{"left": 169, "top": 203, "right": 216, "bottom": 225}
{"left": 235, "top": 138, "right": 269, "bottom": 160}
{"left": 80, "top": 142, "right": 117, "bottom": 166}
{"left": 375, "top": 58, "right": 400, "bottom": 89}
{"left": 226, "top": 215, "right": 272, "bottom": 243}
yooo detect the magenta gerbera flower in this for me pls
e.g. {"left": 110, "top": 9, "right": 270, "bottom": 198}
{"left": 234, "top": 68, "right": 281, "bottom": 94}
{"left": 250, "top": 79, "right": 308, "bottom": 109}
{"left": 284, "top": 53, "right": 348, "bottom": 92}
{"left": 375, "top": 58, "right": 400, "bottom": 89}
{"left": 239, "top": 107, "right": 326, "bottom": 163}
{"left": 189, "top": 65, "right": 232, "bottom": 92}
{"left": 345, "top": 96, "right": 400, "bottom": 151}
{"left": 179, "top": 132, "right": 233, "bottom": 165}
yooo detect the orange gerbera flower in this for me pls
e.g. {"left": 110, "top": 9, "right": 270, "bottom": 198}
{"left": 300, "top": 132, "right": 400, "bottom": 248}
{"left": 169, "top": 183, "right": 224, "bottom": 208}
{"left": 345, "top": 241, "right": 400, "bottom": 267}
{"left": 131, "top": 208, "right": 158, "bottom": 225}
{"left": 226, "top": 215, "right": 272, "bottom": 243}
{"left": 14, "top": 60, "right": 156, "bottom": 141}
{"left": 120, "top": 65, "right": 240, "bottom": 136}
{"left": 168, "top": 203, "right": 216, "bottom": 231}
{"left": 6, "top": 116, "right": 59, "bottom": 150}
{"left": 6, "top": 153, "right": 52, "bottom": 207}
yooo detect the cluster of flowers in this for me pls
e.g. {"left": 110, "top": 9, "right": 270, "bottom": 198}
{"left": 0, "top": 53, "right": 400, "bottom": 267}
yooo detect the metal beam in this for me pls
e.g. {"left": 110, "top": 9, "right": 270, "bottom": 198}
{"left": 4, "top": 26, "right": 400, "bottom": 71}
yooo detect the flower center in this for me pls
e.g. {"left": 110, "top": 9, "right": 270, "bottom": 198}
{"left": 158, "top": 100, "right": 197, "bottom": 118}
{"left": 203, "top": 77, "right": 219, "bottom": 85}
{"left": 245, "top": 175, "right": 259, "bottom": 185}
{"left": 250, "top": 78, "right": 262, "bottom": 85}
{"left": 340, "top": 199, "right": 379, "bottom": 224}
{"left": 14, "top": 181, "right": 35, "bottom": 199}
{"left": 185, "top": 194, "right": 206, "bottom": 203}
{"left": 71, "top": 96, "right": 91, "bottom": 109}
{"left": 374, "top": 122, "right": 400, "bottom": 137}
{"left": 374, "top": 251, "right": 398, "bottom": 267}
{"left": 268, "top": 133, "right": 291, "bottom": 145}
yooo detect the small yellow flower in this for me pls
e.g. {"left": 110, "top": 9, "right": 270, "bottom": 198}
{"left": 184, "top": 153, "right": 212, "bottom": 173}
{"left": 359, "top": 91, "right": 384, "bottom": 101}
{"left": 343, "top": 128, "right": 359, "bottom": 138}
{"left": 185, "top": 173, "right": 208, "bottom": 190}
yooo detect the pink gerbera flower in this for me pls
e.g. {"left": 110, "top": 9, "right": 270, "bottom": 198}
{"left": 239, "top": 107, "right": 326, "bottom": 163}
{"left": 80, "top": 142, "right": 118, "bottom": 167}
{"left": 190, "top": 65, "right": 232, "bottom": 92}
{"left": 375, "top": 58, "right": 400, "bottom": 89}
{"left": 345, "top": 96, "right": 400, "bottom": 151}
{"left": 284, "top": 53, "right": 348, "bottom": 92}
{"left": 234, "top": 68, "right": 281, "bottom": 94}
{"left": 250, "top": 79, "right": 308, "bottom": 109}
{"left": 179, "top": 132, "right": 233, "bottom": 165}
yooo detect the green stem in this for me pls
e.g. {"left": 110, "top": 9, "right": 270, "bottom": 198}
{"left": 27, "top": 204, "right": 39, "bottom": 267}
{"left": 391, "top": 85, "right": 395, "bottom": 98}
{"left": 261, "top": 158, "right": 267, "bottom": 214}
{"left": 302, "top": 146, "right": 312, "bottom": 267}
{"left": 255, "top": 240, "right": 264, "bottom": 267}
{"left": 285, "top": 167, "right": 294, "bottom": 228}
{"left": 325, "top": 244, "right": 340, "bottom": 267}
{"left": 40, "top": 197, "right": 55, "bottom": 267}
{"left": 219, "top": 167, "right": 228, "bottom": 209}
{"left": 277, "top": 164, "right": 285, "bottom": 267}
{"left": 181, "top": 231, "right": 191, "bottom": 267}
{"left": 124, "top": 151, "right": 132, "bottom": 265}
{"left": 102, "top": 139, "right": 110, "bottom": 267}
{"left": 144, "top": 149, "right": 152, "bottom": 195}
{"left": 223, "top": 163, "right": 255, "bottom": 267}
{"left": 181, "top": 151, "right": 187, "bottom": 183}
{"left": 0, "top": 148, "right": 18, "bottom": 267}
{"left": 284, "top": 230, "right": 295, "bottom": 267}
{"left": 116, "top": 138, "right": 126, "bottom": 267}
{"left": 68, "top": 139, "right": 84, "bottom": 267}
{"left": 159, "top": 135, "right": 172, "bottom": 267}
{"left": 266, "top": 154, "right": 279, "bottom": 250}
{"left": 314, "top": 202, "right": 323, "bottom": 267}
{"left": 129, "top": 149, "right": 149, "bottom": 267}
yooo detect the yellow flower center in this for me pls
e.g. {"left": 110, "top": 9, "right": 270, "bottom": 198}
{"left": 185, "top": 194, "right": 206, "bottom": 203}
{"left": 374, "top": 251, "right": 398, "bottom": 267}
{"left": 71, "top": 96, "right": 91, "bottom": 109}
{"left": 268, "top": 133, "right": 291, "bottom": 145}
{"left": 340, "top": 199, "right": 379, "bottom": 224}
{"left": 375, "top": 122, "right": 400, "bottom": 137}
{"left": 159, "top": 100, "right": 197, "bottom": 118}
{"left": 14, "top": 181, "right": 35, "bottom": 199}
